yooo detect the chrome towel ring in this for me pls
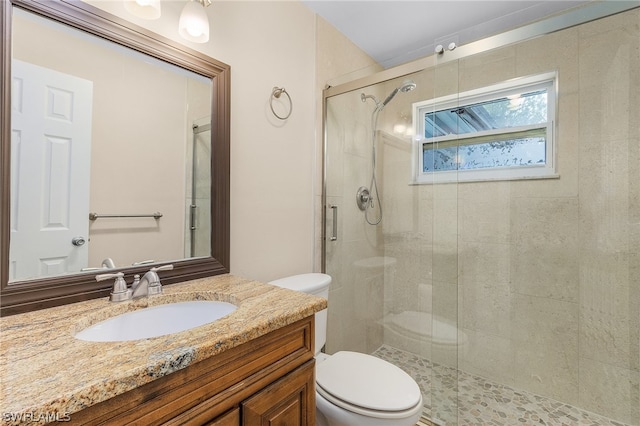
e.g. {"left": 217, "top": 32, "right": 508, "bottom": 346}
{"left": 270, "top": 86, "right": 292, "bottom": 120}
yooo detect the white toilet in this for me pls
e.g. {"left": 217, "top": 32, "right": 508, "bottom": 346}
{"left": 269, "top": 273, "right": 423, "bottom": 426}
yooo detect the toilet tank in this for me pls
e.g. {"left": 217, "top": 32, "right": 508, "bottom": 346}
{"left": 269, "top": 273, "right": 330, "bottom": 355}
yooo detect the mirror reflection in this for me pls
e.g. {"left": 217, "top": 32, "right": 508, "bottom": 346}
{"left": 9, "top": 7, "right": 212, "bottom": 282}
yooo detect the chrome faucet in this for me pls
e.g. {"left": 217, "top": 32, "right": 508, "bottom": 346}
{"left": 80, "top": 257, "right": 117, "bottom": 272}
{"left": 96, "top": 264, "right": 173, "bottom": 302}
{"left": 131, "top": 264, "right": 173, "bottom": 298}
{"left": 101, "top": 258, "right": 117, "bottom": 269}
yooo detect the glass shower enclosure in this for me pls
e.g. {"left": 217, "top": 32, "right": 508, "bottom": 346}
{"left": 322, "top": 3, "right": 639, "bottom": 425}
{"left": 185, "top": 117, "right": 212, "bottom": 258}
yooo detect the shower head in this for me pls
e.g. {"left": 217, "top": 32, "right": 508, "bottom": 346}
{"left": 381, "top": 79, "right": 417, "bottom": 107}
{"left": 361, "top": 80, "right": 417, "bottom": 109}
{"left": 399, "top": 80, "right": 417, "bottom": 93}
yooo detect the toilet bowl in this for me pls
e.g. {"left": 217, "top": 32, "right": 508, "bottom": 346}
{"left": 269, "top": 273, "right": 424, "bottom": 426}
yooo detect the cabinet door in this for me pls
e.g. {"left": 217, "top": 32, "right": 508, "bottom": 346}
{"left": 242, "top": 360, "right": 315, "bottom": 426}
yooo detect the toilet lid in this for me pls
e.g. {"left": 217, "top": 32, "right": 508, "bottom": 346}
{"left": 316, "top": 351, "right": 421, "bottom": 413}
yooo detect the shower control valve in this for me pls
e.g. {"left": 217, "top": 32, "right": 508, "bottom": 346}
{"left": 356, "top": 186, "right": 371, "bottom": 211}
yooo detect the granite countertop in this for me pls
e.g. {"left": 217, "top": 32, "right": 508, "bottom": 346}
{"left": 0, "top": 274, "right": 327, "bottom": 425}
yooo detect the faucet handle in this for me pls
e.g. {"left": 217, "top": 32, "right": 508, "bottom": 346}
{"left": 150, "top": 264, "right": 174, "bottom": 273}
{"left": 95, "top": 271, "right": 123, "bottom": 282}
{"left": 96, "top": 272, "right": 132, "bottom": 302}
{"left": 146, "top": 264, "right": 173, "bottom": 296}
{"left": 132, "top": 259, "right": 155, "bottom": 266}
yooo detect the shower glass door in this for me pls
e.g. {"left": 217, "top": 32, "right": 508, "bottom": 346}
{"left": 323, "top": 84, "right": 385, "bottom": 356}
{"left": 323, "top": 64, "right": 462, "bottom": 423}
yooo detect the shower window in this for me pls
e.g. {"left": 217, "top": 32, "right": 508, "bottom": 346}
{"left": 413, "top": 72, "right": 556, "bottom": 183}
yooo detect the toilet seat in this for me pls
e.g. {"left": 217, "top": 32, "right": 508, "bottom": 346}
{"left": 316, "top": 351, "right": 422, "bottom": 419}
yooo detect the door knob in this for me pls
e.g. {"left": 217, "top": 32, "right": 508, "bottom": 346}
{"left": 72, "top": 236, "right": 86, "bottom": 246}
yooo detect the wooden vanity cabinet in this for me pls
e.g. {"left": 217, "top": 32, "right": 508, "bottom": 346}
{"left": 66, "top": 316, "right": 315, "bottom": 426}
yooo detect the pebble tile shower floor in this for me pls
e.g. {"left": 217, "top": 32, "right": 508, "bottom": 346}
{"left": 371, "top": 345, "right": 632, "bottom": 426}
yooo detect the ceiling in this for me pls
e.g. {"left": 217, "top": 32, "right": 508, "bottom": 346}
{"left": 301, "top": 0, "right": 590, "bottom": 68}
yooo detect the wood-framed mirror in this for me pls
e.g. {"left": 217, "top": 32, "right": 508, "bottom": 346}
{"left": 0, "top": 0, "right": 230, "bottom": 316}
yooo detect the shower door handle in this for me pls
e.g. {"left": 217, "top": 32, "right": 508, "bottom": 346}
{"left": 329, "top": 204, "right": 338, "bottom": 241}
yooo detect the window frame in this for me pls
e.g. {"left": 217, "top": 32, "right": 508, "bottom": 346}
{"left": 412, "top": 72, "right": 558, "bottom": 184}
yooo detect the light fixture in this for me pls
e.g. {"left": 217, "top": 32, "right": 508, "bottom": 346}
{"left": 179, "top": 0, "right": 211, "bottom": 43}
{"left": 124, "top": 0, "right": 161, "bottom": 20}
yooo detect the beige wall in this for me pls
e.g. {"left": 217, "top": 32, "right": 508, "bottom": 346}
{"left": 377, "top": 9, "right": 639, "bottom": 423}
{"left": 212, "top": 1, "right": 317, "bottom": 282}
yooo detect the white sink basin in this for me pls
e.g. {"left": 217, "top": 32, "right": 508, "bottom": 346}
{"left": 75, "top": 301, "right": 237, "bottom": 342}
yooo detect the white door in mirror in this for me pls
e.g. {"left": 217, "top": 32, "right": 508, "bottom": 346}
{"left": 10, "top": 59, "right": 93, "bottom": 280}
{"left": 75, "top": 301, "right": 237, "bottom": 342}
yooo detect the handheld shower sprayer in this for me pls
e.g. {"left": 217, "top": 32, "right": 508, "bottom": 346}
{"left": 381, "top": 88, "right": 400, "bottom": 107}
{"left": 358, "top": 79, "right": 417, "bottom": 225}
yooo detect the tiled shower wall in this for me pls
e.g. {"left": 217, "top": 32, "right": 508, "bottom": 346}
{"left": 378, "top": 9, "right": 639, "bottom": 423}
